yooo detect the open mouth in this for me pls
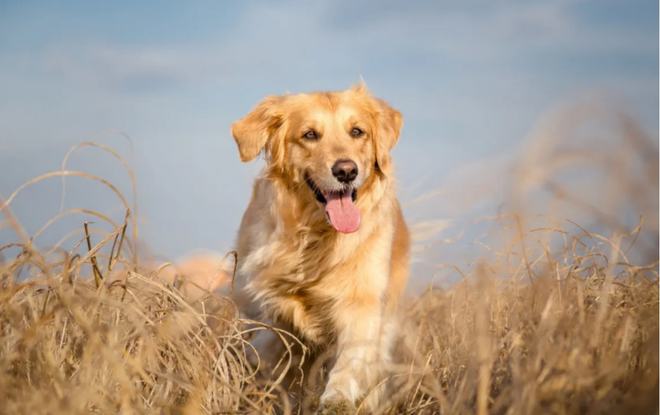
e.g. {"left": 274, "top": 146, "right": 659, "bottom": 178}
{"left": 305, "top": 175, "right": 357, "bottom": 204}
{"left": 304, "top": 174, "right": 360, "bottom": 234}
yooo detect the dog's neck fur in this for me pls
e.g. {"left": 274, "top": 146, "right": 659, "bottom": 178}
{"left": 237, "top": 167, "right": 396, "bottom": 336}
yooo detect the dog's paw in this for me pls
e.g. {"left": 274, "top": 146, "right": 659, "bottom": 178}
{"left": 316, "top": 398, "right": 355, "bottom": 415}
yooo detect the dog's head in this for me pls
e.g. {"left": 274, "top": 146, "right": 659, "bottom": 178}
{"left": 231, "top": 84, "right": 402, "bottom": 233}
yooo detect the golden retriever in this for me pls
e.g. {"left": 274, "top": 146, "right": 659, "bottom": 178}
{"left": 230, "top": 84, "right": 410, "bottom": 411}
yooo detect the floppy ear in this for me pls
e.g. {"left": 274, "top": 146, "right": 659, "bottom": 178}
{"left": 231, "top": 96, "right": 285, "bottom": 162}
{"left": 374, "top": 98, "right": 403, "bottom": 174}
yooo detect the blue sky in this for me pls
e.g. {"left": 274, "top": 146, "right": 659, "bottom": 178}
{"left": 0, "top": 1, "right": 657, "bottom": 283}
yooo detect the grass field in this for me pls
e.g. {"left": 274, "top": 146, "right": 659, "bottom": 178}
{"left": 1, "top": 106, "right": 658, "bottom": 414}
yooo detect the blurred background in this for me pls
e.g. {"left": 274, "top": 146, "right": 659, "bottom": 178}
{"left": 1, "top": 0, "right": 657, "bottom": 289}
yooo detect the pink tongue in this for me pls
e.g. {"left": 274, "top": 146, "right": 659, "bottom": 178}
{"left": 324, "top": 192, "right": 360, "bottom": 233}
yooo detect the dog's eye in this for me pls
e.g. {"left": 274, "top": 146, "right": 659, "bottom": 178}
{"left": 303, "top": 130, "right": 319, "bottom": 140}
{"left": 350, "top": 127, "right": 365, "bottom": 138}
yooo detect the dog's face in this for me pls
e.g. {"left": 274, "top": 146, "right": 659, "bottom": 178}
{"left": 232, "top": 85, "right": 402, "bottom": 233}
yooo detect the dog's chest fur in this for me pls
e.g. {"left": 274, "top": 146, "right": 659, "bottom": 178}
{"left": 235, "top": 176, "right": 393, "bottom": 344}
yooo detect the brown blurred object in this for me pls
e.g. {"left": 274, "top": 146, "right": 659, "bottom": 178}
{"left": 155, "top": 252, "right": 233, "bottom": 302}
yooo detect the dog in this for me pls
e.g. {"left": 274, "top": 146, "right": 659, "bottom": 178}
{"left": 230, "top": 84, "right": 410, "bottom": 412}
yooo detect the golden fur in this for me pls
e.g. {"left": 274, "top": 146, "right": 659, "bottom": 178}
{"left": 230, "top": 84, "right": 410, "bottom": 411}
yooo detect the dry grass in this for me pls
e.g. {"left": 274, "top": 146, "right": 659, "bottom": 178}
{"left": 0, "top": 105, "right": 658, "bottom": 414}
{"left": 393, "top": 234, "right": 658, "bottom": 414}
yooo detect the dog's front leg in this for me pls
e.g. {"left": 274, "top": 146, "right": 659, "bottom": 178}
{"left": 319, "top": 297, "right": 391, "bottom": 412}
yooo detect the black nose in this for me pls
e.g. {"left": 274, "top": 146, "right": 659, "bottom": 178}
{"left": 331, "top": 159, "right": 358, "bottom": 183}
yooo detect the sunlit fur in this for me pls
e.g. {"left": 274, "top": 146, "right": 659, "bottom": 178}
{"left": 231, "top": 84, "right": 410, "bottom": 410}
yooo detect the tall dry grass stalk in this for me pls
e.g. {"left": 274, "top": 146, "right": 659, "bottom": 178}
{"left": 392, "top": 227, "right": 658, "bottom": 414}
{"left": 0, "top": 105, "right": 657, "bottom": 414}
